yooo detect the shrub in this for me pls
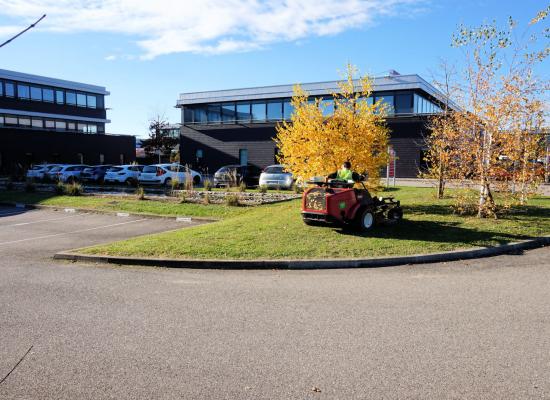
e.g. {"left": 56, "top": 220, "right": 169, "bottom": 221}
{"left": 259, "top": 185, "right": 268, "bottom": 194}
{"left": 225, "top": 193, "right": 240, "bottom": 207}
{"left": 65, "top": 182, "right": 83, "bottom": 196}
{"left": 203, "top": 193, "right": 211, "bottom": 204}
{"left": 293, "top": 183, "right": 304, "bottom": 194}
{"left": 171, "top": 177, "right": 180, "bottom": 190}
{"left": 135, "top": 186, "right": 145, "bottom": 200}
{"left": 55, "top": 181, "right": 65, "bottom": 195}
{"left": 25, "top": 180, "right": 36, "bottom": 193}
{"left": 203, "top": 179, "right": 213, "bottom": 191}
{"left": 179, "top": 191, "right": 188, "bottom": 204}
{"left": 238, "top": 182, "right": 247, "bottom": 192}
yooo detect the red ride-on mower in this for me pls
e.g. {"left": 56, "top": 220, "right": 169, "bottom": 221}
{"left": 301, "top": 179, "right": 403, "bottom": 231}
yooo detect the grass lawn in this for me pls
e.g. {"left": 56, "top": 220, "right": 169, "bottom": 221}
{"left": 74, "top": 186, "right": 550, "bottom": 260}
{"left": 0, "top": 191, "right": 248, "bottom": 219}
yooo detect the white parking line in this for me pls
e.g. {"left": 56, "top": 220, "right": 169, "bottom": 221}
{"left": 0, "top": 218, "right": 147, "bottom": 246}
{"left": 1, "top": 213, "right": 85, "bottom": 228}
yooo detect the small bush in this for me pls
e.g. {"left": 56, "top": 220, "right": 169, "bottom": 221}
{"left": 203, "top": 193, "right": 211, "bottom": 204}
{"left": 238, "top": 182, "right": 247, "bottom": 192}
{"left": 25, "top": 180, "right": 36, "bottom": 193}
{"left": 259, "top": 185, "right": 268, "bottom": 194}
{"left": 203, "top": 179, "right": 213, "bottom": 191}
{"left": 171, "top": 177, "right": 180, "bottom": 190}
{"left": 225, "top": 193, "right": 240, "bottom": 207}
{"left": 135, "top": 186, "right": 145, "bottom": 200}
{"left": 65, "top": 182, "right": 83, "bottom": 196}
{"left": 179, "top": 191, "right": 188, "bottom": 204}
{"left": 184, "top": 171, "right": 194, "bottom": 191}
{"left": 293, "top": 183, "right": 304, "bottom": 194}
{"left": 55, "top": 181, "right": 65, "bottom": 195}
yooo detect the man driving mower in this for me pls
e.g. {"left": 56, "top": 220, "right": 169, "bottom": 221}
{"left": 326, "top": 161, "right": 362, "bottom": 183}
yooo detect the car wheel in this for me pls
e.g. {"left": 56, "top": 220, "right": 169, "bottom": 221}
{"left": 388, "top": 208, "right": 403, "bottom": 222}
{"left": 193, "top": 175, "right": 200, "bottom": 185}
{"left": 356, "top": 209, "right": 375, "bottom": 232}
{"left": 67, "top": 176, "right": 75, "bottom": 184}
{"left": 125, "top": 178, "right": 134, "bottom": 186}
{"left": 164, "top": 178, "right": 172, "bottom": 187}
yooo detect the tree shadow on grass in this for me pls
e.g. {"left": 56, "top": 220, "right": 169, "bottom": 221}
{"left": 336, "top": 218, "right": 531, "bottom": 247}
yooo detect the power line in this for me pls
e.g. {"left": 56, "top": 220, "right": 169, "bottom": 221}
{"left": 0, "top": 14, "right": 46, "bottom": 49}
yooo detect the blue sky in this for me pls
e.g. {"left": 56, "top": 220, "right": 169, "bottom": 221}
{"left": 0, "top": 0, "right": 546, "bottom": 138}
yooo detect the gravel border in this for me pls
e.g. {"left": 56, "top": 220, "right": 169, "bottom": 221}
{"left": 54, "top": 236, "right": 550, "bottom": 270}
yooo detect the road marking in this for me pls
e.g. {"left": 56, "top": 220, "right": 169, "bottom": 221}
{"left": 0, "top": 218, "right": 147, "bottom": 246}
{"left": 2, "top": 213, "right": 84, "bottom": 227}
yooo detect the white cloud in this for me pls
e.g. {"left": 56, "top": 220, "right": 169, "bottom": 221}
{"left": 0, "top": 0, "right": 426, "bottom": 59}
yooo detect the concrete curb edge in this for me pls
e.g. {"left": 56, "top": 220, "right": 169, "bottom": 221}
{"left": 54, "top": 236, "right": 550, "bottom": 270}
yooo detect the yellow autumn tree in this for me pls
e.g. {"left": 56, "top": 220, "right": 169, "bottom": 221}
{"left": 275, "top": 65, "right": 390, "bottom": 189}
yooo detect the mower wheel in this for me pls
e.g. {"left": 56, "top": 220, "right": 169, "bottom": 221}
{"left": 388, "top": 207, "right": 403, "bottom": 222}
{"left": 356, "top": 208, "right": 376, "bottom": 232}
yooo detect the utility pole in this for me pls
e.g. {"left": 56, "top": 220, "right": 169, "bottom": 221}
{"left": 0, "top": 14, "right": 46, "bottom": 49}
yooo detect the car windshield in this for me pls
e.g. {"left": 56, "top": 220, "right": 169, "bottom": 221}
{"left": 50, "top": 166, "right": 62, "bottom": 172}
{"left": 108, "top": 167, "right": 123, "bottom": 172}
{"left": 264, "top": 166, "right": 285, "bottom": 174}
{"left": 142, "top": 166, "right": 157, "bottom": 173}
{"left": 30, "top": 165, "right": 45, "bottom": 170}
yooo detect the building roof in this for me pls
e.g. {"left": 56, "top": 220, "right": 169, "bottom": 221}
{"left": 0, "top": 68, "right": 109, "bottom": 95}
{"left": 177, "top": 74, "right": 457, "bottom": 109}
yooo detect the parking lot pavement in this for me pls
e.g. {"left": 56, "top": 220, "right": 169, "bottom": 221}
{"left": 1, "top": 205, "right": 549, "bottom": 399}
{"left": 0, "top": 206, "right": 198, "bottom": 260}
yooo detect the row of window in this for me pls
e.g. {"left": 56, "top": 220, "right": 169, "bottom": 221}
{"left": 0, "top": 114, "right": 105, "bottom": 134}
{"left": 0, "top": 79, "right": 105, "bottom": 109}
{"left": 183, "top": 92, "right": 443, "bottom": 124}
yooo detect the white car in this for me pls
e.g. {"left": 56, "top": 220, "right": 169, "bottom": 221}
{"left": 259, "top": 164, "right": 294, "bottom": 189}
{"left": 104, "top": 165, "right": 144, "bottom": 186}
{"left": 26, "top": 164, "right": 61, "bottom": 181}
{"left": 49, "top": 164, "right": 89, "bottom": 183}
{"left": 138, "top": 164, "right": 202, "bottom": 186}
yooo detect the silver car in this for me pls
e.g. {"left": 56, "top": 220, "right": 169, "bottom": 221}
{"left": 259, "top": 164, "right": 293, "bottom": 189}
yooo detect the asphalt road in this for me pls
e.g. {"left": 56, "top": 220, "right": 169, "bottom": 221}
{"left": 0, "top": 207, "right": 549, "bottom": 399}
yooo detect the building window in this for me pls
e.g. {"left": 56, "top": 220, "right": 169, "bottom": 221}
{"left": 87, "top": 94, "right": 97, "bottom": 109}
{"left": 193, "top": 106, "right": 207, "bottom": 123}
{"left": 320, "top": 99, "right": 334, "bottom": 116}
{"left": 196, "top": 149, "right": 204, "bottom": 159}
{"left": 17, "top": 84, "right": 30, "bottom": 99}
{"left": 375, "top": 95, "right": 394, "bottom": 114}
{"left": 77, "top": 93, "right": 87, "bottom": 107}
{"left": 0, "top": 116, "right": 3, "bottom": 125}
{"left": 221, "top": 103, "right": 235, "bottom": 123}
{"left": 45, "top": 120, "right": 55, "bottom": 129}
{"left": 5, "top": 116, "right": 18, "bottom": 125}
{"left": 99, "top": 154, "right": 105, "bottom": 164}
{"left": 67, "top": 122, "right": 76, "bottom": 131}
{"left": 55, "top": 121, "right": 66, "bottom": 130}
{"left": 56, "top": 90, "right": 64, "bottom": 104}
{"left": 19, "top": 117, "right": 31, "bottom": 127}
{"left": 251, "top": 102, "right": 266, "bottom": 122}
{"left": 66, "top": 91, "right": 76, "bottom": 105}
{"left": 283, "top": 100, "right": 294, "bottom": 120}
{"left": 207, "top": 104, "right": 221, "bottom": 123}
{"left": 267, "top": 101, "right": 283, "bottom": 120}
{"left": 43, "top": 88, "right": 54, "bottom": 102}
{"left": 31, "top": 118, "right": 43, "bottom": 128}
{"left": 239, "top": 149, "right": 248, "bottom": 166}
{"left": 77, "top": 123, "right": 87, "bottom": 133}
{"left": 30, "top": 86, "right": 42, "bottom": 101}
{"left": 5, "top": 82, "right": 15, "bottom": 97}
{"left": 0, "top": 82, "right": 3, "bottom": 96}
{"left": 236, "top": 102, "right": 251, "bottom": 122}
{"left": 96, "top": 96, "right": 104, "bottom": 109}
{"left": 395, "top": 93, "right": 413, "bottom": 114}
{"left": 88, "top": 124, "right": 97, "bottom": 134}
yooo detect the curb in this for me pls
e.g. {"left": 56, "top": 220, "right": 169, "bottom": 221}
{"left": 0, "top": 202, "right": 218, "bottom": 223}
{"left": 54, "top": 236, "right": 550, "bottom": 270}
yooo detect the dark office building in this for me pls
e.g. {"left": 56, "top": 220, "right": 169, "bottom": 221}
{"left": 178, "top": 74, "right": 456, "bottom": 178}
{"left": 0, "top": 68, "right": 135, "bottom": 174}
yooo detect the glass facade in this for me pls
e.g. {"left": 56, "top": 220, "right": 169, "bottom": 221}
{"left": 0, "top": 79, "right": 105, "bottom": 109}
{"left": 0, "top": 113, "right": 105, "bottom": 134}
{"left": 183, "top": 90, "right": 445, "bottom": 125}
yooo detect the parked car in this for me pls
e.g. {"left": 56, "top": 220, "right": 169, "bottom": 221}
{"left": 50, "top": 164, "right": 89, "bottom": 183}
{"left": 104, "top": 165, "right": 144, "bottom": 186}
{"left": 26, "top": 164, "right": 61, "bottom": 181}
{"left": 80, "top": 165, "right": 113, "bottom": 184}
{"left": 138, "top": 164, "right": 202, "bottom": 186}
{"left": 259, "top": 164, "right": 294, "bottom": 189}
{"left": 213, "top": 165, "right": 263, "bottom": 188}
